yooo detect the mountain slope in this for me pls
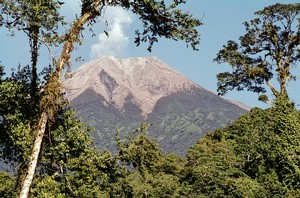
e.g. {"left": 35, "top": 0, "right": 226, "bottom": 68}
{"left": 65, "top": 56, "right": 198, "bottom": 116}
{"left": 64, "top": 56, "right": 248, "bottom": 156}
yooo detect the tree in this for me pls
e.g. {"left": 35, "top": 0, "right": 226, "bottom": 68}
{"left": 207, "top": 96, "right": 300, "bottom": 196}
{"left": 29, "top": 109, "right": 120, "bottom": 198}
{"left": 0, "top": 65, "right": 36, "bottom": 165}
{"left": 214, "top": 3, "right": 300, "bottom": 102}
{"left": 179, "top": 95, "right": 300, "bottom": 197}
{"left": 1, "top": 1, "right": 202, "bottom": 197}
{"left": 0, "top": 70, "right": 120, "bottom": 197}
{"left": 0, "top": 0, "right": 64, "bottom": 104}
{"left": 180, "top": 136, "right": 266, "bottom": 197}
{"left": 0, "top": 172, "right": 16, "bottom": 197}
{"left": 114, "top": 123, "right": 185, "bottom": 197}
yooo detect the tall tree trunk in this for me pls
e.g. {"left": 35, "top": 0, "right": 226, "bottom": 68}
{"left": 18, "top": 1, "right": 104, "bottom": 197}
{"left": 18, "top": 112, "right": 48, "bottom": 198}
{"left": 29, "top": 27, "right": 40, "bottom": 119}
{"left": 30, "top": 27, "right": 39, "bottom": 105}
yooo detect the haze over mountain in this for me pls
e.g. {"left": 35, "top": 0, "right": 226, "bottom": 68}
{"left": 64, "top": 56, "right": 248, "bottom": 156}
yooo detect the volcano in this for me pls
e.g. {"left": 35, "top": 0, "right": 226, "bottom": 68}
{"left": 63, "top": 56, "right": 248, "bottom": 156}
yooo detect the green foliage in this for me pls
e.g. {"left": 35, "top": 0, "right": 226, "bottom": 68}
{"left": 0, "top": 63, "right": 5, "bottom": 80}
{"left": 114, "top": 123, "right": 185, "bottom": 197}
{"left": 41, "top": 109, "right": 94, "bottom": 165}
{"left": 122, "top": 171, "right": 180, "bottom": 198}
{"left": 0, "top": 80, "right": 34, "bottom": 163}
{"left": 0, "top": 172, "right": 16, "bottom": 197}
{"left": 0, "top": 68, "right": 116, "bottom": 196}
{"left": 80, "top": 0, "right": 202, "bottom": 52}
{"left": 206, "top": 96, "right": 300, "bottom": 196}
{"left": 177, "top": 94, "right": 300, "bottom": 197}
{"left": 182, "top": 137, "right": 267, "bottom": 197}
{"left": 30, "top": 176, "right": 65, "bottom": 198}
{"left": 1, "top": 102, "right": 299, "bottom": 197}
{"left": 27, "top": 108, "right": 120, "bottom": 197}
{"left": 1, "top": 0, "right": 65, "bottom": 105}
{"left": 63, "top": 150, "right": 116, "bottom": 198}
{"left": 128, "top": 0, "right": 202, "bottom": 51}
{"left": 0, "top": 0, "right": 64, "bottom": 44}
{"left": 117, "top": 124, "right": 161, "bottom": 173}
{"left": 215, "top": 3, "right": 300, "bottom": 99}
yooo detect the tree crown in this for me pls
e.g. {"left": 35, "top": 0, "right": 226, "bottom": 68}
{"left": 214, "top": 3, "right": 300, "bottom": 103}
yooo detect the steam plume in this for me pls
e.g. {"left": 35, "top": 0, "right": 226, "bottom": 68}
{"left": 90, "top": 7, "right": 133, "bottom": 59}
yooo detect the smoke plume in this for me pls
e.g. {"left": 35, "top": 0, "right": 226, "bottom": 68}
{"left": 90, "top": 7, "right": 133, "bottom": 59}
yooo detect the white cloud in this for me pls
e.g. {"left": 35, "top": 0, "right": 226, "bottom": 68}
{"left": 90, "top": 7, "right": 133, "bottom": 59}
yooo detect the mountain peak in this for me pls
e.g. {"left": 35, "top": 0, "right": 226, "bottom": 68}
{"left": 101, "top": 56, "right": 173, "bottom": 72}
{"left": 64, "top": 56, "right": 203, "bottom": 116}
{"left": 65, "top": 56, "right": 249, "bottom": 156}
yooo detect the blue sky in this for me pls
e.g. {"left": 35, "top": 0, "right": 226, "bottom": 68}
{"left": 1, "top": 0, "right": 299, "bottom": 109}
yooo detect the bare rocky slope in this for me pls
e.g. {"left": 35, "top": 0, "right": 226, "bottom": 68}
{"left": 63, "top": 56, "right": 248, "bottom": 156}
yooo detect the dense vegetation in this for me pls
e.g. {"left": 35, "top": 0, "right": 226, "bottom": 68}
{"left": 1, "top": 93, "right": 300, "bottom": 197}
{"left": 0, "top": 1, "right": 300, "bottom": 197}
